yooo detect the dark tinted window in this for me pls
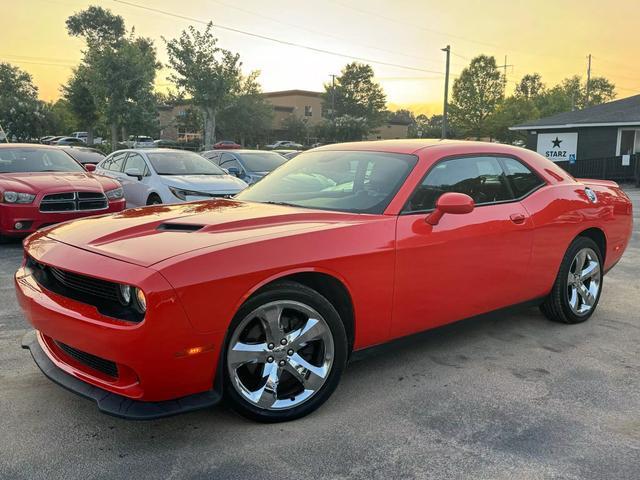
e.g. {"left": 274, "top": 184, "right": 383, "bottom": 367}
{"left": 501, "top": 157, "right": 545, "bottom": 197}
{"left": 407, "top": 156, "right": 512, "bottom": 212}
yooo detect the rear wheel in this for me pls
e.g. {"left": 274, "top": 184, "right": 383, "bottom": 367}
{"left": 540, "top": 237, "right": 603, "bottom": 324}
{"left": 224, "top": 281, "right": 348, "bottom": 422}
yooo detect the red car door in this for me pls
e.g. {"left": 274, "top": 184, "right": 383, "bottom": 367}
{"left": 392, "top": 155, "right": 536, "bottom": 338}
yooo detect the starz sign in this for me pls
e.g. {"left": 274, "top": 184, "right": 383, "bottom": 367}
{"left": 536, "top": 132, "right": 578, "bottom": 163}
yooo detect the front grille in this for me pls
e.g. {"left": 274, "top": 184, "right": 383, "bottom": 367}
{"left": 55, "top": 341, "right": 118, "bottom": 378}
{"left": 40, "top": 191, "right": 108, "bottom": 213}
{"left": 48, "top": 265, "right": 120, "bottom": 302}
{"left": 27, "top": 257, "right": 144, "bottom": 323}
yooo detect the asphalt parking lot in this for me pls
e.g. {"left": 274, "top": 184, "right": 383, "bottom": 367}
{"left": 1, "top": 189, "right": 638, "bottom": 480}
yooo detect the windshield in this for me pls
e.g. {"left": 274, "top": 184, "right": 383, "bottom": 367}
{"left": 148, "top": 151, "right": 226, "bottom": 175}
{"left": 236, "top": 150, "right": 417, "bottom": 214}
{"left": 0, "top": 148, "right": 85, "bottom": 173}
{"left": 237, "top": 152, "right": 288, "bottom": 172}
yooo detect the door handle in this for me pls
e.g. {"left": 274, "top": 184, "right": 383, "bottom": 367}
{"left": 510, "top": 213, "right": 526, "bottom": 224}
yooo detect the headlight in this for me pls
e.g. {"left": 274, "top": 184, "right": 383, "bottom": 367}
{"left": 168, "top": 186, "right": 210, "bottom": 201}
{"left": 106, "top": 187, "right": 124, "bottom": 200}
{"left": 2, "top": 191, "right": 36, "bottom": 204}
{"left": 117, "top": 284, "right": 146, "bottom": 314}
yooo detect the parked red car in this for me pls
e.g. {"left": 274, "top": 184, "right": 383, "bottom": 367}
{"left": 17, "top": 140, "right": 632, "bottom": 422}
{"left": 213, "top": 140, "right": 242, "bottom": 149}
{"left": 0, "top": 144, "right": 126, "bottom": 239}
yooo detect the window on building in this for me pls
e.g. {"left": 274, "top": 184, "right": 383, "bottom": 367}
{"left": 304, "top": 105, "right": 313, "bottom": 117}
{"left": 619, "top": 129, "right": 639, "bottom": 155}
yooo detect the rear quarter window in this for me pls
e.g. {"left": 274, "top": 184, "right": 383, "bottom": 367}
{"left": 501, "top": 157, "right": 545, "bottom": 197}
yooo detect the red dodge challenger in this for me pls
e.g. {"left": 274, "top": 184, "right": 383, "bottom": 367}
{"left": 16, "top": 140, "right": 632, "bottom": 422}
{"left": 1, "top": 144, "right": 126, "bottom": 239}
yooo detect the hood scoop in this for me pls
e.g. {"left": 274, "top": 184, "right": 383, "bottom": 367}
{"left": 156, "top": 223, "right": 205, "bottom": 232}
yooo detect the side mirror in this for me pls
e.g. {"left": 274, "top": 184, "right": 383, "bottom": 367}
{"left": 227, "top": 166, "right": 241, "bottom": 177}
{"left": 426, "top": 192, "right": 475, "bottom": 226}
{"left": 85, "top": 163, "right": 96, "bottom": 172}
{"left": 125, "top": 167, "right": 143, "bottom": 180}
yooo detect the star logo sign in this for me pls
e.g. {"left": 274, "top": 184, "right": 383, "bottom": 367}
{"left": 551, "top": 137, "right": 563, "bottom": 148}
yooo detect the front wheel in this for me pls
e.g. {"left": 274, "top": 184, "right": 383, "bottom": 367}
{"left": 224, "top": 281, "right": 348, "bottom": 422}
{"left": 540, "top": 236, "right": 603, "bottom": 324}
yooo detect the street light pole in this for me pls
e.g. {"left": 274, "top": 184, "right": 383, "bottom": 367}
{"left": 441, "top": 45, "right": 450, "bottom": 139}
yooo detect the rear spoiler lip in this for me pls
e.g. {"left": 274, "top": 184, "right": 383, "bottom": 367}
{"left": 575, "top": 178, "right": 620, "bottom": 188}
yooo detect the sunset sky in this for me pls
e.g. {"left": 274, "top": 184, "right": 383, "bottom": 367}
{"left": 2, "top": 0, "right": 639, "bottom": 115}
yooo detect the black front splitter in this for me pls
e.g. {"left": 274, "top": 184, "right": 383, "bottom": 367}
{"left": 21, "top": 330, "right": 221, "bottom": 420}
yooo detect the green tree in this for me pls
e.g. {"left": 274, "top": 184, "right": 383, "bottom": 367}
{"left": 514, "top": 73, "right": 545, "bottom": 99}
{"left": 165, "top": 23, "right": 243, "bottom": 149}
{"left": 217, "top": 72, "right": 273, "bottom": 146}
{"left": 66, "top": 5, "right": 125, "bottom": 48}
{"left": 315, "top": 115, "right": 369, "bottom": 142}
{"left": 62, "top": 68, "right": 99, "bottom": 144}
{"left": 449, "top": 55, "right": 504, "bottom": 138}
{"left": 281, "top": 115, "right": 309, "bottom": 144}
{"left": 0, "top": 63, "right": 43, "bottom": 141}
{"left": 322, "top": 62, "right": 387, "bottom": 133}
{"left": 67, "top": 7, "right": 160, "bottom": 149}
{"left": 488, "top": 97, "right": 539, "bottom": 143}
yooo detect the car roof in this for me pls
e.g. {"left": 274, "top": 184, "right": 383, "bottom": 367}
{"left": 314, "top": 139, "right": 530, "bottom": 156}
{"left": 0, "top": 143, "right": 60, "bottom": 149}
{"left": 203, "top": 149, "right": 275, "bottom": 154}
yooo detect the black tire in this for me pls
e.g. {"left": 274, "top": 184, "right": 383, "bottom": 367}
{"left": 540, "top": 236, "right": 603, "bottom": 324}
{"left": 146, "top": 194, "right": 162, "bottom": 205}
{"left": 223, "top": 280, "right": 348, "bottom": 422}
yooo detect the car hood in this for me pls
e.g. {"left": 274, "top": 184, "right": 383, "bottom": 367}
{"left": 161, "top": 174, "right": 247, "bottom": 192}
{"left": 41, "top": 200, "right": 368, "bottom": 267}
{"left": 0, "top": 172, "right": 119, "bottom": 192}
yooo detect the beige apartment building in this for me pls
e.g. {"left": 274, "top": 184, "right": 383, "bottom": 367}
{"left": 157, "top": 90, "right": 410, "bottom": 144}
{"left": 265, "top": 89, "right": 410, "bottom": 141}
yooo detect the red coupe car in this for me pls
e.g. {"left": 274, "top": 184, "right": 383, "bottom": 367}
{"left": 16, "top": 140, "right": 632, "bottom": 422}
{"left": 1, "top": 144, "right": 126, "bottom": 240}
{"left": 213, "top": 140, "right": 242, "bottom": 149}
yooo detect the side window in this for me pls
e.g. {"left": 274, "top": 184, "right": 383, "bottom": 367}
{"left": 220, "top": 153, "right": 241, "bottom": 171}
{"left": 407, "top": 156, "right": 512, "bottom": 212}
{"left": 110, "top": 152, "right": 127, "bottom": 172}
{"left": 124, "top": 153, "right": 148, "bottom": 176}
{"left": 102, "top": 152, "right": 126, "bottom": 171}
{"left": 204, "top": 152, "right": 221, "bottom": 164}
{"left": 501, "top": 157, "right": 545, "bottom": 198}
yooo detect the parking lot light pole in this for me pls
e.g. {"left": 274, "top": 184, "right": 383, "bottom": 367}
{"left": 441, "top": 45, "right": 450, "bottom": 139}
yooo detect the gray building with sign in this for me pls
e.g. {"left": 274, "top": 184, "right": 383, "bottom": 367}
{"left": 510, "top": 94, "right": 640, "bottom": 161}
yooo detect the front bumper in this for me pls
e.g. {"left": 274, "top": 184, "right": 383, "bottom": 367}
{"left": 0, "top": 200, "right": 125, "bottom": 236}
{"left": 15, "top": 235, "right": 226, "bottom": 414}
{"left": 21, "top": 330, "right": 221, "bottom": 420}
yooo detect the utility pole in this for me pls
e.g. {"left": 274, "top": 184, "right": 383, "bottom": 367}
{"left": 499, "top": 55, "right": 514, "bottom": 92}
{"left": 586, "top": 54, "right": 592, "bottom": 107}
{"left": 330, "top": 74, "right": 337, "bottom": 121}
{"left": 330, "top": 73, "right": 337, "bottom": 142}
{"left": 441, "top": 45, "right": 450, "bottom": 139}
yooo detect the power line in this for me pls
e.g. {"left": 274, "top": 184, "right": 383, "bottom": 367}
{"left": 0, "top": 58, "right": 74, "bottom": 68}
{"left": 111, "top": 0, "right": 447, "bottom": 75}
{"left": 206, "top": 0, "right": 467, "bottom": 70}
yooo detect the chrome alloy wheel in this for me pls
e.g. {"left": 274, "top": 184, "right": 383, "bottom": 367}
{"left": 566, "top": 247, "right": 601, "bottom": 316}
{"left": 226, "top": 300, "right": 335, "bottom": 410}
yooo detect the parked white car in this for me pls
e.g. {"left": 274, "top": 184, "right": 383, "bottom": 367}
{"left": 69, "top": 131, "right": 88, "bottom": 143}
{"left": 126, "top": 135, "right": 155, "bottom": 149}
{"left": 266, "top": 140, "right": 303, "bottom": 149}
{"left": 95, "top": 149, "right": 248, "bottom": 207}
